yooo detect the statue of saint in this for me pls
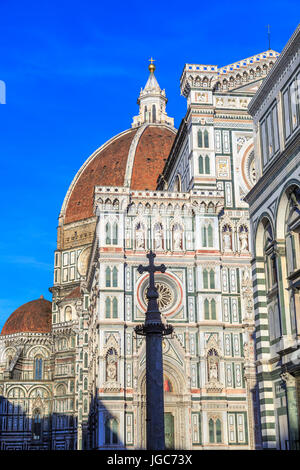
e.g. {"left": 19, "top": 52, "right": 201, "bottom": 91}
{"left": 173, "top": 226, "right": 182, "bottom": 250}
{"left": 223, "top": 230, "right": 231, "bottom": 251}
{"left": 136, "top": 226, "right": 144, "bottom": 249}
{"left": 154, "top": 226, "right": 163, "bottom": 249}
{"left": 239, "top": 230, "right": 248, "bottom": 252}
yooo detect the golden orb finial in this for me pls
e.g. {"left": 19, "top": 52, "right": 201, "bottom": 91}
{"left": 148, "top": 57, "right": 156, "bottom": 73}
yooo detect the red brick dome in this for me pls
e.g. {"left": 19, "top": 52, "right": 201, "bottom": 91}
{"left": 1, "top": 297, "right": 52, "bottom": 336}
{"left": 61, "top": 124, "right": 176, "bottom": 224}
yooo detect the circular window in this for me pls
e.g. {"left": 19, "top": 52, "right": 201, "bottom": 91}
{"left": 143, "top": 281, "right": 174, "bottom": 311}
{"left": 137, "top": 273, "right": 183, "bottom": 317}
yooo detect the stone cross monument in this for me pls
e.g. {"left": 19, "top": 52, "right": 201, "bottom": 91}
{"left": 135, "top": 251, "right": 173, "bottom": 450}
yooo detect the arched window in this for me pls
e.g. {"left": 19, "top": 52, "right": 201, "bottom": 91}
{"left": 205, "top": 155, "right": 210, "bottom": 174}
{"left": 203, "top": 269, "right": 209, "bottom": 289}
{"left": 105, "top": 297, "right": 111, "bottom": 318}
{"left": 84, "top": 378, "right": 88, "bottom": 390}
{"left": 211, "top": 299, "right": 216, "bottom": 320}
{"left": 263, "top": 222, "right": 277, "bottom": 291}
{"left": 34, "top": 357, "right": 43, "bottom": 380}
{"left": 199, "top": 155, "right": 204, "bottom": 174}
{"left": 152, "top": 104, "right": 156, "bottom": 123}
{"left": 105, "top": 418, "right": 119, "bottom": 445}
{"left": 105, "top": 297, "right": 118, "bottom": 319}
{"left": 210, "top": 269, "right": 215, "bottom": 289}
{"left": 84, "top": 353, "right": 88, "bottom": 368}
{"left": 198, "top": 130, "right": 203, "bottom": 148}
{"left": 112, "top": 298, "right": 118, "bottom": 318}
{"left": 84, "top": 399, "right": 88, "bottom": 413}
{"left": 106, "top": 267, "right": 111, "bottom": 287}
{"left": 204, "top": 129, "right": 209, "bottom": 148}
{"left": 216, "top": 419, "right": 222, "bottom": 443}
{"left": 112, "top": 222, "right": 118, "bottom": 245}
{"left": 202, "top": 226, "right": 207, "bottom": 247}
{"left": 144, "top": 106, "right": 147, "bottom": 122}
{"left": 204, "top": 299, "right": 217, "bottom": 320}
{"left": 112, "top": 267, "right": 118, "bottom": 287}
{"left": 204, "top": 299, "right": 210, "bottom": 320}
{"left": 105, "top": 222, "right": 111, "bottom": 245}
{"left": 32, "top": 409, "right": 42, "bottom": 440}
{"left": 207, "top": 224, "right": 213, "bottom": 247}
{"left": 209, "top": 419, "right": 215, "bottom": 443}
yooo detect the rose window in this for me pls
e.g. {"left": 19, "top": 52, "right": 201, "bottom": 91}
{"left": 143, "top": 282, "right": 174, "bottom": 311}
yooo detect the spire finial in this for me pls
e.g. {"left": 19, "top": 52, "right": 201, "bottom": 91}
{"left": 148, "top": 57, "right": 156, "bottom": 73}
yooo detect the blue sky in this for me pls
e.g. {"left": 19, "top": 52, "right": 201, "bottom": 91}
{"left": 0, "top": 0, "right": 298, "bottom": 331}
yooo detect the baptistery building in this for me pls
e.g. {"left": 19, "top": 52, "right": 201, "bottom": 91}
{"left": 0, "top": 51, "right": 279, "bottom": 450}
{"left": 246, "top": 25, "right": 300, "bottom": 450}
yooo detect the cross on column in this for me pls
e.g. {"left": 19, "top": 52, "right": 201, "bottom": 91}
{"left": 138, "top": 250, "right": 166, "bottom": 296}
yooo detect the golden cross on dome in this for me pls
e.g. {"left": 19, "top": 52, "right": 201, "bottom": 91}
{"left": 148, "top": 57, "right": 156, "bottom": 73}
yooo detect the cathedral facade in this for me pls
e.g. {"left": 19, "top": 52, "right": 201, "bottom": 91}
{"left": 0, "top": 51, "right": 279, "bottom": 450}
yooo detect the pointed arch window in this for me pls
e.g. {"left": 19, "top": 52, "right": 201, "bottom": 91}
{"left": 199, "top": 155, "right": 204, "bottom": 174}
{"left": 204, "top": 299, "right": 210, "bottom": 320}
{"left": 152, "top": 104, "right": 156, "bottom": 123}
{"left": 209, "top": 417, "right": 222, "bottom": 443}
{"left": 203, "top": 268, "right": 215, "bottom": 289}
{"left": 106, "top": 267, "right": 111, "bottom": 287}
{"left": 84, "top": 352, "right": 88, "bottom": 368}
{"left": 216, "top": 419, "right": 222, "bottom": 443}
{"left": 32, "top": 409, "right": 42, "bottom": 440}
{"left": 105, "top": 297, "right": 118, "bottom": 319}
{"left": 210, "top": 269, "right": 215, "bottom": 289}
{"left": 106, "top": 221, "right": 118, "bottom": 245}
{"left": 112, "top": 298, "right": 118, "bottom": 318}
{"left": 209, "top": 419, "right": 215, "bottom": 443}
{"left": 207, "top": 224, "right": 213, "bottom": 247}
{"left": 112, "top": 267, "right": 118, "bottom": 287}
{"left": 202, "top": 226, "right": 207, "bottom": 247}
{"left": 112, "top": 222, "right": 118, "bottom": 245}
{"left": 198, "top": 130, "right": 203, "bottom": 148}
{"left": 34, "top": 357, "right": 43, "bottom": 380}
{"left": 204, "top": 298, "right": 217, "bottom": 320}
{"left": 211, "top": 299, "right": 216, "bottom": 320}
{"left": 105, "top": 418, "right": 119, "bottom": 445}
{"left": 204, "top": 129, "right": 209, "bottom": 148}
{"left": 105, "top": 222, "right": 111, "bottom": 245}
{"left": 105, "top": 297, "right": 111, "bottom": 318}
{"left": 205, "top": 155, "right": 210, "bottom": 174}
{"left": 203, "top": 269, "right": 209, "bottom": 289}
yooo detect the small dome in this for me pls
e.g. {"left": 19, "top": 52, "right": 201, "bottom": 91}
{"left": 1, "top": 298, "right": 52, "bottom": 336}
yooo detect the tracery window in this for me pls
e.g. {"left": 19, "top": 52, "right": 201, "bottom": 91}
{"left": 203, "top": 268, "right": 215, "bottom": 289}
{"left": 204, "top": 298, "right": 217, "bottom": 320}
{"left": 209, "top": 417, "right": 222, "bottom": 443}
{"left": 202, "top": 224, "right": 213, "bottom": 248}
{"left": 34, "top": 356, "right": 43, "bottom": 380}
{"left": 32, "top": 409, "right": 42, "bottom": 441}
{"left": 105, "top": 418, "right": 119, "bottom": 445}
{"left": 105, "top": 222, "right": 118, "bottom": 245}
{"left": 105, "top": 297, "right": 118, "bottom": 319}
